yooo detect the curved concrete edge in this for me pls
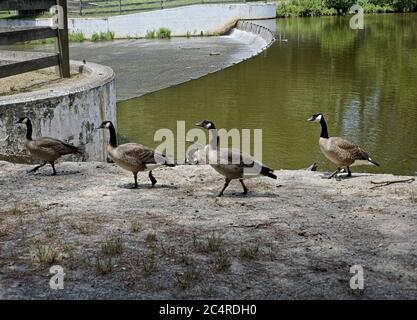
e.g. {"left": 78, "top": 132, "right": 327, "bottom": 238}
{"left": 0, "top": 60, "right": 116, "bottom": 163}
{"left": 0, "top": 60, "right": 115, "bottom": 106}
{"left": 234, "top": 19, "right": 276, "bottom": 51}
{"left": 0, "top": 4, "right": 277, "bottom": 38}
{"left": 132, "top": 20, "right": 276, "bottom": 99}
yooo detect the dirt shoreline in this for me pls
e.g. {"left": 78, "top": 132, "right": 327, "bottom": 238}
{"left": 1, "top": 160, "right": 417, "bottom": 299}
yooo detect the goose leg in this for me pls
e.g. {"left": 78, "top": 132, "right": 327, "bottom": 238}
{"left": 133, "top": 173, "right": 138, "bottom": 188}
{"left": 149, "top": 170, "right": 157, "bottom": 187}
{"left": 218, "top": 178, "right": 231, "bottom": 197}
{"left": 326, "top": 167, "right": 341, "bottom": 179}
{"left": 346, "top": 166, "right": 352, "bottom": 177}
{"left": 239, "top": 179, "right": 248, "bottom": 194}
{"left": 27, "top": 161, "right": 47, "bottom": 174}
{"left": 49, "top": 161, "right": 57, "bottom": 176}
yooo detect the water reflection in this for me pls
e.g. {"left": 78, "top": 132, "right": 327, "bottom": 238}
{"left": 118, "top": 14, "right": 417, "bottom": 175}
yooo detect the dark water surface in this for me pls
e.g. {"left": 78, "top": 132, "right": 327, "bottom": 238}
{"left": 118, "top": 14, "right": 417, "bottom": 175}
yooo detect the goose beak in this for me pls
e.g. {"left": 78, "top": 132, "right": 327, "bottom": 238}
{"left": 307, "top": 116, "right": 315, "bottom": 122}
{"left": 195, "top": 121, "right": 204, "bottom": 127}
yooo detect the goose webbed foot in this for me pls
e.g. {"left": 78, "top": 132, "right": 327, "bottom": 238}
{"left": 27, "top": 161, "right": 47, "bottom": 174}
{"left": 149, "top": 171, "right": 157, "bottom": 187}
{"left": 322, "top": 167, "right": 342, "bottom": 179}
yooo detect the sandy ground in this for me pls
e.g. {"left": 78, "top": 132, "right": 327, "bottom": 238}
{"left": 0, "top": 67, "right": 83, "bottom": 96}
{"left": 1, "top": 160, "right": 417, "bottom": 299}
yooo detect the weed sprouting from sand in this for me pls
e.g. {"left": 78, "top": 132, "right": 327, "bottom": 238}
{"left": 69, "top": 222, "right": 92, "bottom": 235}
{"left": 213, "top": 249, "right": 231, "bottom": 272}
{"left": 240, "top": 243, "right": 260, "bottom": 260}
{"left": 102, "top": 236, "right": 124, "bottom": 255}
{"left": 96, "top": 256, "right": 113, "bottom": 275}
{"left": 36, "top": 245, "right": 59, "bottom": 265}
{"left": 142, "top": 253, "right": 156, "bottom": 276}
{"left": 175, "top": 267, "right": 200, "bottom": 289}
{"left": 129, "top": 220, "right": 142, "bottom": 233}
{"left": 145, "top": 232, "right": 157, "bottom": 242}
{"left": 193, "top": 233, "right": 224, "bottom": 253}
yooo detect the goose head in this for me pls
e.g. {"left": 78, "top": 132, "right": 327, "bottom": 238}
{"left": 16, "top": 117, "right": 30, "bottom": 125}
{"left": 195, "top": 120, "right": 216, "bottom": 129}
{"left": 97, "top": 121, "right": 114, "bottom": 130}
{"left": 307, "top": 113, "right": 324, "bottom": 122}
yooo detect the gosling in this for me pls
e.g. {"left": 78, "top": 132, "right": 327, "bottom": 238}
{"left": 308, "top": 113, "right": 379, "bottom": 179}
{"left": 97, "top": 121, "right": 174, "bottom": 188}
{"left": 16, "top": 117, "right": 81, "bottom": 175}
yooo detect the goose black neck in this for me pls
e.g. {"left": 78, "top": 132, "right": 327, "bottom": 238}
{"left": 108, "top": 124, "right": 117, "bottom": 147}
{"left": 209, "top": 129, "right": 219, "bottom": 148}
{"left": 25, "top": 120, "right": 33, "bottom": 140}
{"left": 320, "top": 117, "right": 329, "bottom": 139}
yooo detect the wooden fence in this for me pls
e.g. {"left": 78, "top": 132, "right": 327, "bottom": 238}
{"left": 0, "top": 0, "right": 70, "bottom": 78}
{"left": 67, "top": 0, "right": 265, "bottom": 16}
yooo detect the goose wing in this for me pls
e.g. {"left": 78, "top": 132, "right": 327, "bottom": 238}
{"left": 329, "top": 137, "right": 371, "bottom": 161}
{"left": 33, "top": 137, "right": 80, "bottom": 156}
{"left": 118, "top": 143, "right": 170, "bottom": 165}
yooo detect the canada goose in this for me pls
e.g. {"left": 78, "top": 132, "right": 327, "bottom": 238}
{"left": 194, "top": 120, "right": 277, "bottom": 196}
{"left": 307, "top": 113, "right": 379, "bottom": 179}
{"left": 97, "top": 121, "right": 174, "bottom": 188}
{"left": 16, "top": 117, "right": 81, "bottom": 175}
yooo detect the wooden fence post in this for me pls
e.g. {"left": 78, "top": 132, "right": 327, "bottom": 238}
{"left": 56, "top": 0, "right": 70, "bottom": 78}
{"left": 80, "top": 0, "right": 83, "bottom": 16}
{"left": 119, "top": 0, "right": 122, "bottom": 14}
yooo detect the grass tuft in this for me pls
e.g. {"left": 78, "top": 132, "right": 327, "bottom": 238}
{"left": 102, "top": 236, "right": 124, "bottom": 256}
{"left": 239, "top": 243, "right": 260, "bottom": 260}
{"left": 36, "top": 245, "right": 59, "bottom": 265}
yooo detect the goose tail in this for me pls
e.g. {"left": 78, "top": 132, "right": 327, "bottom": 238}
{"left": 63, "top": 143, "right": 82, "bottom": 155}
{"left": 368, "top": 158, "right": 380, "bottom": 167}
{"left": 260, "top": 166, "right": 277, "bottom": 179}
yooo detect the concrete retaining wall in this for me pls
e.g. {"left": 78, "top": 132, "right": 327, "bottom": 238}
{"left": 0, "top": 59, "right": 116, "bottom": 163}
{"left": 0, "top": 4, "right": 276, "bottom": 38}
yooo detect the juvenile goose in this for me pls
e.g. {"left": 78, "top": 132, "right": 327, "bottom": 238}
{"left": 16, "top": 117, "right": 81, "bottom": 175}
{"left": 193, "top": 120, "right": 277, "bottom": 196}
{"left": 308, "top": 113, "right": 379, "bottom": 179}
{"left": 97, "top": 121, "right": 174, "bottom": 188}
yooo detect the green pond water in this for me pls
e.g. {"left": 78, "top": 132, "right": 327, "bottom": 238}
{"left": 117, "top": 14, "right": 417, "bottom": 175}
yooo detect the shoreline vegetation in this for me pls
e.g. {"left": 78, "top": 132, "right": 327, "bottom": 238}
{"left": 276, "top": 0, "right": 417, "bottom": 17}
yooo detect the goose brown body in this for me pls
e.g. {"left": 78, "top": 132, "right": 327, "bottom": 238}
{"left": 308, "top": 113, "right": 379, "bottom": 178}
{"left": 17, "top": 117, "right": 81, "bottom": 175}
{"left": 194, "top": 120, "right": 277, "bottom": 196}
{"left": 98, "top": 121, "right": 174, "bottom": 188}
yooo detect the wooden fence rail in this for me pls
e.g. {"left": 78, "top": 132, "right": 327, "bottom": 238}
{"left": 66, "top": 0, "right": 265, "bottom": 16}
{"left": 0, "top": 0, "right": 70, "bottom": 79}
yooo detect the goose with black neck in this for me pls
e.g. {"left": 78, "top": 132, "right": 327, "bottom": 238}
{"left": 16, "top": 117, "right": 81, "bottom": 175}
{"left": 97, "top": 120, "right": 175, "bottom": 188}
{"left": 308, "top": 113, "right": 380, "bottom": 179}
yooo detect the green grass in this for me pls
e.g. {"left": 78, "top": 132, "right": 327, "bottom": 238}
{"left": 157, "top": 28, "right": 171, "bottom": 39}
{"left": 69, "top": 31, "right": 87, "bottom": 42}
{"left": 91, "top": 31, "right": 115, "bottom": 42}
{"left": 145, "top": 30, "right": 156, "bottom": 39}
{"left": 101, "top": 236, "right": 124, "bottom": 256}
{"left": 145, "top": 28, "right": 171, "bottom": 39}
